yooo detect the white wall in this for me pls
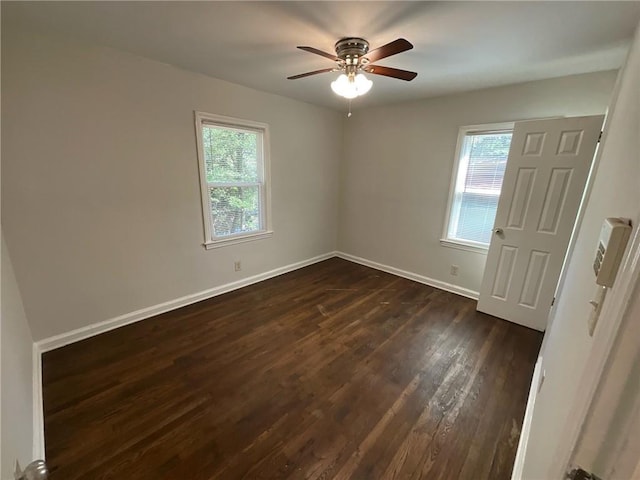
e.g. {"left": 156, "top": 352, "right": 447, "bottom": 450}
{"left": 338, "top": 71, "right": 617, "bottom": 295}
{"left": 520, "top": 21, "right": 640, "bottom": 479}
{"left": 572, "top": 279, "right": 640, "bottom": 478}
{"left": 1, "top": 235, "right": 34, "bottom": 478}
{"left": 1, "top": 26, "right": 344, "bottom": 341}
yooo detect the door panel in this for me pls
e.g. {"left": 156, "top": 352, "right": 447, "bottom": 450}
{"left": 522, "top": 131, "right": 546, "bottom": 156}
{"left": 491, "top": 245, "right": 518, "bottom": 299}
{"left": 519, "top": 250, "right": 549, "bottom": 308}
{"left": 507, "top": 168, "right": 536, "bottom": 229}
{"left": 477, "top": 115, "right": 604, "bottom": 330}
{"left": 538, "top": 168, "right": 572, "bottom": 233}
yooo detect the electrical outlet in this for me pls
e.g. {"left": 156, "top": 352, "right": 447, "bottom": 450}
{"left": 450, "top": 265, "right": 459, "bottom": 276}
{"left": 234, "top": 261, "right": 241, "bottom": 272}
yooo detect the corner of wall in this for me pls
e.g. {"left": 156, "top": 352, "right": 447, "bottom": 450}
{"left": 335, "top": 111, "right": 349, "bottom": 252}
{"left": 1, "top": 234, "right": 39, "bottom": 475}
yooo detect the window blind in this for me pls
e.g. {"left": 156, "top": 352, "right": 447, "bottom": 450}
{"left": 450, "top": 132, "right": 512, "bottom": 244}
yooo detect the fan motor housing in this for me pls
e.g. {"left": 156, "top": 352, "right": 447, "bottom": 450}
{"left": 334, "top": 37, "right": 370, "bottom": 65}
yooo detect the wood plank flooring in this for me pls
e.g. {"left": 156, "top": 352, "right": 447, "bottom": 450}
{"left": 42, "top": 258, "right": 542, "bottom": 480}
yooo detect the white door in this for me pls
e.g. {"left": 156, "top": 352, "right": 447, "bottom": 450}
{"left": 477, "top": 115, "right": 604, "bottom": 331}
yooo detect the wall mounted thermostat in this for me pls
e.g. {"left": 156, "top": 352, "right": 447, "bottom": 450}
{"left": 593, "top": 217, "right": 632, "bottom": 287}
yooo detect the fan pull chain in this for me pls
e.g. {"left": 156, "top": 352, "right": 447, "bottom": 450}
{"left": 348, "top": 99, "right": 352, "bottom": 118}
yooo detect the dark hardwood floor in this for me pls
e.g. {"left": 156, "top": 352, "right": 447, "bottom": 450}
{"left": 43, "top": 258, "right": 542, "bottom": 480}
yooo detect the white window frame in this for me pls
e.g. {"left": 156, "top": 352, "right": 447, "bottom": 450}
{"left": 441, "top": 122, "right": 514, "bottom": 254}
{"left": 194, "top": 111, "right": 273, "bottom": 249}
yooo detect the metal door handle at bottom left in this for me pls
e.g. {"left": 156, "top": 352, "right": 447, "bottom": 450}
{"left": 16, "top": 460, "right": 48, "bottom": 480}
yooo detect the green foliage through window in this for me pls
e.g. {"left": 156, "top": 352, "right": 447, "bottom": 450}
{"left": 203, "top": 125, "right": 259, "bottom": 183}
{"left": 202, "top": 124, "right": 263, "bottom": 237}
{"left": 209, "top": 186, "right": 259, "bottom": 236}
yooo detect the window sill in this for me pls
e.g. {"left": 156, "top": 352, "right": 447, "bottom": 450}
{"left": 204, "top": 230, "right": 273, "bottom": 250}
{"left": 440, "top": 238, "right": 489, "bottom": 255}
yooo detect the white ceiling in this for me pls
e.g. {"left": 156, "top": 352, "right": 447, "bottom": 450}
{"left": 4, "top": 1, "right": 640, "bottom": 111}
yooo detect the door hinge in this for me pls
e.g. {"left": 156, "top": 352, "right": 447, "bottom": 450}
{"left": 551, "top": 296, "right": 555, "bottom": 306}
{"left": 566, "top": 467, "right": 603, "bottom": 480}
{"left": 598, "top": 131, "right": 603, "bottom": 142}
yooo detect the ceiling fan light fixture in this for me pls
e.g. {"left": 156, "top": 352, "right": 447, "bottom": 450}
{"left": 354, "top": 73, "right": 373, "bottom": 95}
{"left": 331, "top": 73, "right": 372, "bottom": 99}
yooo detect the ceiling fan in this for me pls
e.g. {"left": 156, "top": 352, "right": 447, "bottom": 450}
{"left": 288, "top": 37, "right": 417, "bottom": 100}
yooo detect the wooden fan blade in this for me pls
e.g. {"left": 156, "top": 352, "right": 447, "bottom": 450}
{"left": 287, "top": 68, "right": 336, "bottom": 80}
{"left": 365, "top": 65, "right": 417, "bottom": 81}
{"left": 297, "top": 46, "right": 339, "bottom": 61}
{"left": 365, "top": 38, "right": 413, "bottom": 64}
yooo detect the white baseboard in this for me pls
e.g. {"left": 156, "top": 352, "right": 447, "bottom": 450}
{"left": 36, "top": 251, "right": 336, "bottom": 353}
{"left": 335, "top": 251, "right": 479, "bottom": 300}
{"left": 511, "top": 355, "right": 543, "bottom": 480}
{"left": 36, "top": 251, "right": 478, "bottom": 354}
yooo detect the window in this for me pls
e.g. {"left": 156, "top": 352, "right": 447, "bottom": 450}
{"left": 195, "top": 112, "right": 272, "bottom": 249}
{"left": 442, "top": 124, "right": 513, "bottom": 252}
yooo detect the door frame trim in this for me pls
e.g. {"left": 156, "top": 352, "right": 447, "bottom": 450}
{"left": 511, "top": 356, "right": 544, "bottom": 479}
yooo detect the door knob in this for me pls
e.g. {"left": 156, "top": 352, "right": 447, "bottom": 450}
{"left": 16, "top": 460, "right": 48, "bottom": 480}
{"left": 494, "top": 228, "right": 504, "bottom": 235}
